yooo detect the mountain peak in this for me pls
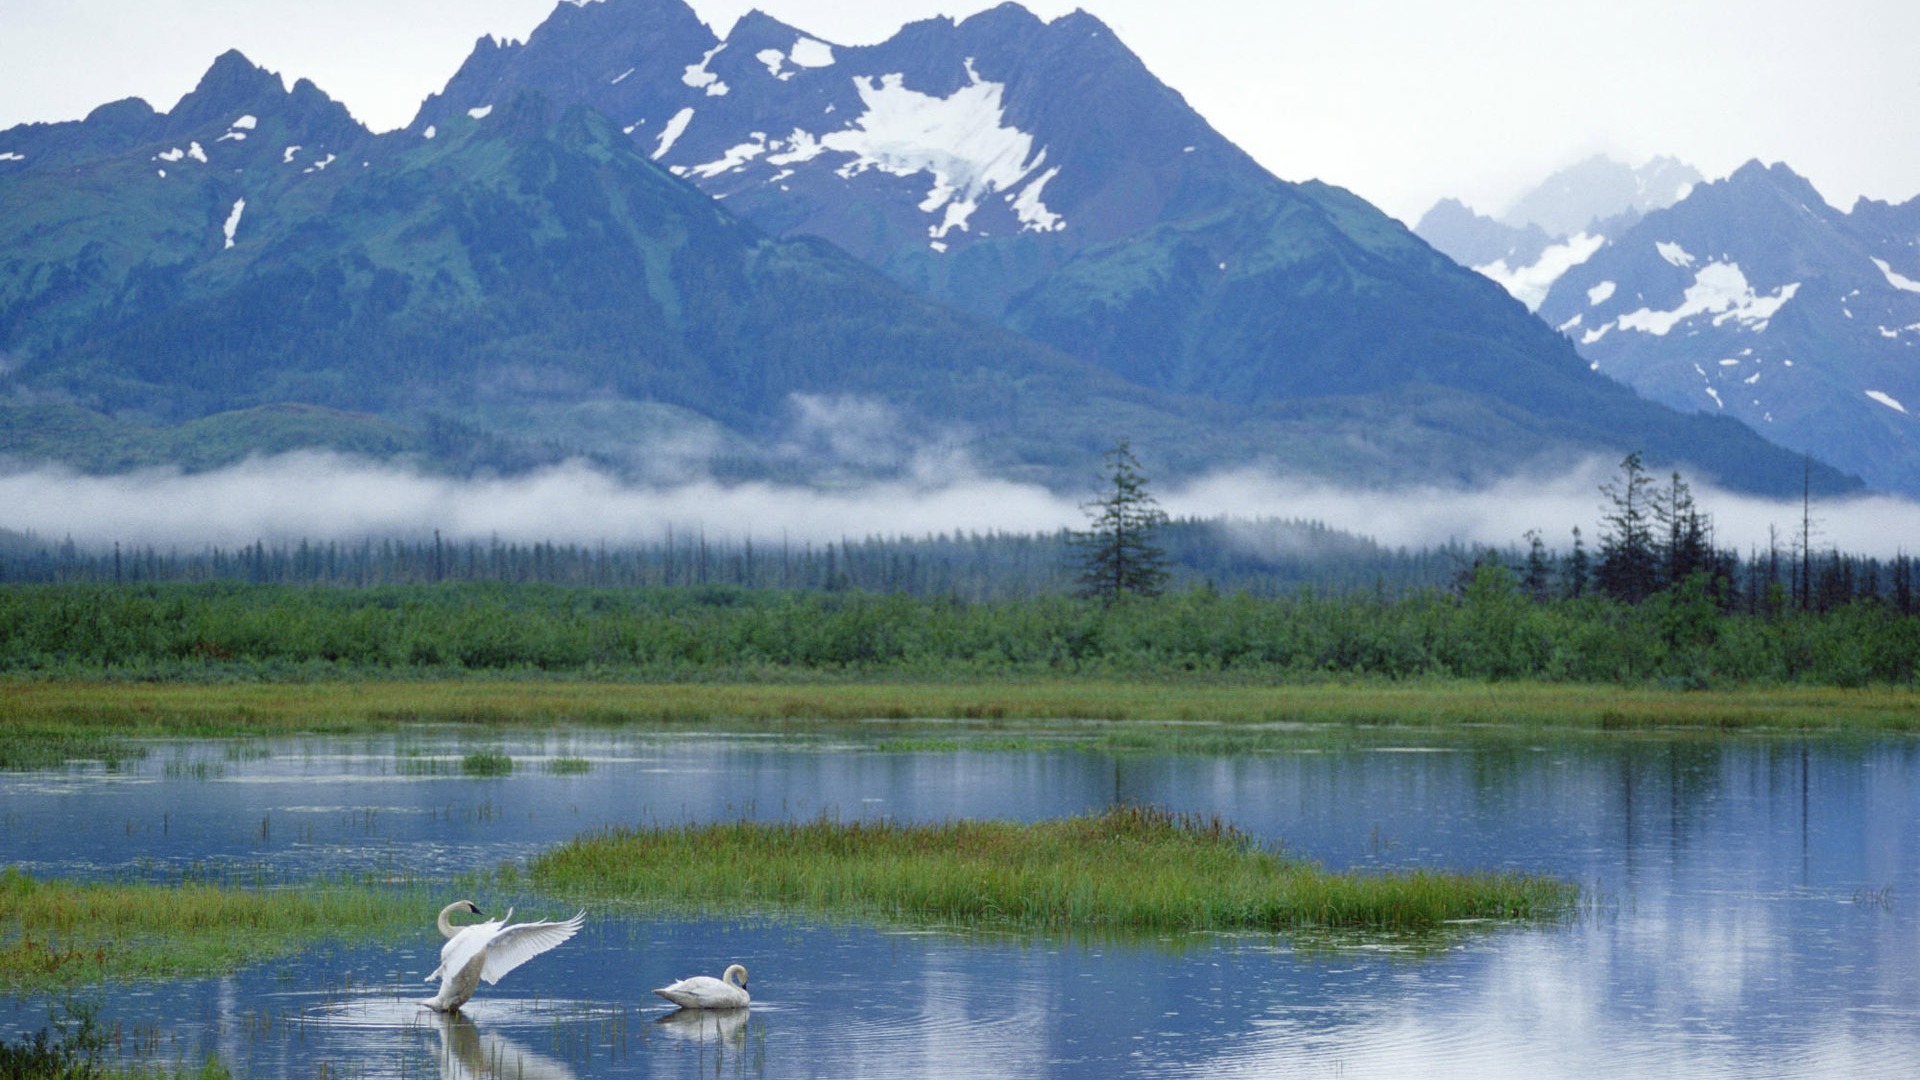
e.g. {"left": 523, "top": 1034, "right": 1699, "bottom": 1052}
{"left": 165, "top": 50, "right": 289, "bottom": 134}
{"left": 1719, "top": 159, "right": 1832, "bottom": 213}
{"left": 956, "top": 2, "right": 1048, "bottom": 34}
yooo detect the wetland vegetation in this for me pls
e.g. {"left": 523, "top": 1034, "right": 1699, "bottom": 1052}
{"left": 0, "top": 869, "right": 424, "bottom": 994}
{"left": 531, "top": 805, "right": 1576, "bottom": 933}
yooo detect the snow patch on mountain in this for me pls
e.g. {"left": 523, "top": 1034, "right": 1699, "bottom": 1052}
{"left": 1867, "top": 390, "right": 1909, "bottom": 415}
{"left": 222, "top": 198, "right": 245, "bottom": 250}
{"left": 468, "top": 105, "right": 493, "bottom": 120}
{"left": 683, "top": 44, "right": 731, "bottom": 97}
{"left": 1611, "top": 263, "right": 1800, "bottom": 336}
{"left": 1656, "top": 241, "right": 1694, "bottom": 268}
{"left": 690, "top": 133, "right": 770, "bottom": 178}
{"left": 1587, "top": 281, "right": 1616, "bottom": 306}
{"left": 766, "top": 129, "right": 824, "bottom": 166}
{"left": 817, "top": 60, "right": 1064, "bottom": 239}
{"left": 791, "top": 37, "right": 835, "bottom": 67}
{"left": 1474, "top": 232, "right": 1604, "bottom": 311}
{"left": 187, "top": 142, "right": 207, "bottom": 164}
{"left": 1872, "top": 257, "right": 1920, "bottom": 294}
{"left": 654, "top": 107, "right": 695, "bottom": 159}
{"left": 757, "top": 37, "right": 834, "bottom": 80}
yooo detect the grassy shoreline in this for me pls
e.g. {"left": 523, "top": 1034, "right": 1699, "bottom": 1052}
{"left": 4, "top": 677, "right": 1916, "bottom": 753}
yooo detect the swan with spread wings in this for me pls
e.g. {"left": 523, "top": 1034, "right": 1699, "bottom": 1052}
{"left": 422, "top": 901, "right": 584, "bottom": 1013}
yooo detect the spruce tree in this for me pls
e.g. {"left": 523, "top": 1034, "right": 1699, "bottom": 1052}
{"left": 1596, "top": 452, "right": 1659, "bottom": 602}
{"left": 1073, "top": 438, "right": 1170, "bottom": 602}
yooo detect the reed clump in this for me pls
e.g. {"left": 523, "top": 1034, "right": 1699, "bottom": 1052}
{"left": 531, "top": 804, "right": 1573, "bottom": 933}
{"left": 459, "top": 750, "right": 513, "bottom": 777}
{"left": 0, "top": 868, "right": 418, "bottom": 992}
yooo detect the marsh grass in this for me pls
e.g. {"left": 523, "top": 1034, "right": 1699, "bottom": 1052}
{"left": 0, "top": 727, "right": 147, "bottom": 772}
{"left": 460, "top": 751, "right": 513, "bottom": 777}
{"left": 541, "top": 756, "right": 592, "bottom": 775}
{"left": 4, "top": 680, "right": 1915, "bottom": 770}
{"left": 0, "top": 868, "right": 421, "bottom": 993}
{"left": 0, "top": 999, "right": 231, "bottom": 1079}
{"left": 531, "top": 805, "right": 1574, "bottom": 934}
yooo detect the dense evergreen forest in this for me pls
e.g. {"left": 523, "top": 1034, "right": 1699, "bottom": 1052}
{"left": 0, "top": 518, "right": 1460, "bottom": 599}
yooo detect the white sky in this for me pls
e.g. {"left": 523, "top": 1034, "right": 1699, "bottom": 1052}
{"left": 0, "top": 0, "right": 1914, "bottom": 225}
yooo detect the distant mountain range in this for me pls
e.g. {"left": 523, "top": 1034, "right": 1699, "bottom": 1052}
{"left": 1415, "top": 156, "right": 1702, "bottom": 311}
{"left": 1419, "top": 156, "right": 1920, "bottom": 497}
{"left": 0, "top": 0, "right": 1854, "bottom": 500}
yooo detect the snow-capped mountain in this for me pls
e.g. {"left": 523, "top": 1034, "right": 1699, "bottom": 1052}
{"left": 410, "top": 0, "right": 1268, "bottom": 317}
{"left": 1416, "top": 156, "right": 1702, "bottom": 311}
{"left": 391, "top": 0, "right": 1857, "bottom": 498}
{"left": 1538, "top": 161, "right": 1920, "bottom": 496}
{"left": 0, "top": 9, "right": 1857, "bottom": 498}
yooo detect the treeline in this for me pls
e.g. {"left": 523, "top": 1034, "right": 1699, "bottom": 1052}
{"left": 0, "top": 519, "right": 1462, "bottom": 600}
{"left": 1, "top": 578, "right": 1915, "bottom": 687}
{"left": 3, "top": 518, "right": 1914, "bottom": 615}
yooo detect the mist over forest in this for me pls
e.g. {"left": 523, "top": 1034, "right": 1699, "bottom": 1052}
{"left": 5, "top": 451, "right": 1915, "bottom": 561}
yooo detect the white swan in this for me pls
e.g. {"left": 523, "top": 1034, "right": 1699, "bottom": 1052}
{"left": 421, "top": 900, "right": 584, "bottom": 1013}
{"left": 653, "top": 963, "right": 750, "bottom": 1009}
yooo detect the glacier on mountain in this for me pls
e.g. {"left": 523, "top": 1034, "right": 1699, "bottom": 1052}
{"left": 816, "top": 60, "right": 1063, "bottom": 239}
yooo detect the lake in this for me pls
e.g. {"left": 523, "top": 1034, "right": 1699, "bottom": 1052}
{"left": 3, "top": 730, "right": 1916, "bottom": 1078}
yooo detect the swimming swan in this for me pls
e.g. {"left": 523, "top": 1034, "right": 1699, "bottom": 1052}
{"left": 654, "top": 964, "right": 750, "bottom": 1009}
{"left": 422, "top": 901, "right": 584, "bottom": 1013}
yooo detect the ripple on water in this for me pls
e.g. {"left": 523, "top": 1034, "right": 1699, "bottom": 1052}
{"left": 291, "top": 987, "right": 623, "bottom": 1032}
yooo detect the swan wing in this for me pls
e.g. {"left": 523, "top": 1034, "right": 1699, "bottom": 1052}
{"left": 477, "top": 911, "right": 584, "bottom": 986}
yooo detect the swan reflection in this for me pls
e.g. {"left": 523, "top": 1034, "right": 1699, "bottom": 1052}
{"left": 428, "top": 1011, "right": 578, "bottom": 1080}
{"left": 655, "top": 1005, "right": 750, "bottom": 1047}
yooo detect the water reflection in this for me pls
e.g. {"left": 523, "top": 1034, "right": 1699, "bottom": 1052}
{"left": 3, "top": 733, "right": 1919, "bottom": 1077}
{"left": 430, "top": 1011, "right": 577, "bottom": 1080}
{"left": 654, "top": 1006, "right": 749, "bottom": 1046}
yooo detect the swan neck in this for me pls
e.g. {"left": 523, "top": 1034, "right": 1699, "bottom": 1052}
{"left": 436, "top": 902, "right": 463, "bottom": 939}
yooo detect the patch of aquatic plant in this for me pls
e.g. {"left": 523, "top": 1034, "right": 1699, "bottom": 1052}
{"left": 161, "top": 758, "right": 225, "bottom": 781}
{"left": 0, "top": 868, "right": 422, "bottom": 992}
{"left": 541, "top": 756, "right": 592, "bottom": 775}
{"left": 0, "top": 728, "right": 147, "bottom": 772}
{"left": 461, "top": 750, "right": 513, "bottom": 777}
{"left": 0, "top": 998, "right": 230, "bottom": 1079}
{"left": 531, "top": 805, "right": 1574, "bottom": 934}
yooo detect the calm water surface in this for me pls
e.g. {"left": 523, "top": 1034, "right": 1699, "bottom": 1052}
{"left": 3, "top": 730, "right": 1916, "bottom": 1078}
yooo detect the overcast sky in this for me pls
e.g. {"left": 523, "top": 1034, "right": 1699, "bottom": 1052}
{"left": 3, "top": 0, "right": 1914, "bottom": 224}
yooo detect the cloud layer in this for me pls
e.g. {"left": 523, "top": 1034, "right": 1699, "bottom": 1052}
{"left": 7, "top": 453, "right": 1916, "bottom": 560}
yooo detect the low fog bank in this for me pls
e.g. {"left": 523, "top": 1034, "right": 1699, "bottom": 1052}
{"left": 5, "top": 452, "right": 1917, "bottom": 560}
